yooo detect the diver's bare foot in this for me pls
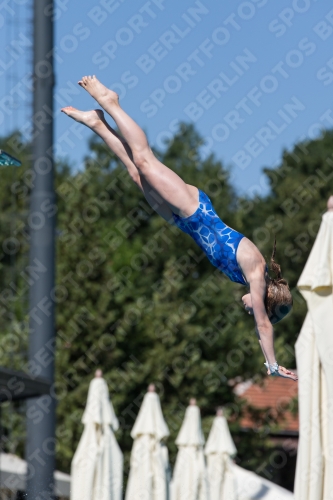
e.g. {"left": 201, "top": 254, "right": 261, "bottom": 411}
{"left": 78, "top": 75, "right": 119, "bottom": 108}
{"left": 61, "top": 106, "right": 105, "bottom": 129}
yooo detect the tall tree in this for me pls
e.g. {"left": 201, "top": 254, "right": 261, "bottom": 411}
{"left": 54, "top": 123, "right": 260, "bottom": 472}
{"left": 1, "top": 126, "right": 331, "bottom": 487}
{"left": 238, "top": 129, "right": 333, "bottom": 362}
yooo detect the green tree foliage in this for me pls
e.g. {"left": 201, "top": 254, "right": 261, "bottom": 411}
{"left": 0, "top": 133, "right": 71, "bottom": 457}
{"left": 233, "top": 130, "right": 333, "bottom": 481}
{"left": 0, "top": 133, "right": 32, "bottom": 457}
{"left": 54, "top": 124, "right": 261, "bottom": 474}
{"left": 0, "top": 125, "right": 332, "bottom": 486}
{"left": 238, "top": 129, "right": 333, "bottom": 360}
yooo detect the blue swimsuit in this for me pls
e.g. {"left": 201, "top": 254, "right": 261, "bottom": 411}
{"left": 172, "top": 190, "right": 247, "bottom": 285}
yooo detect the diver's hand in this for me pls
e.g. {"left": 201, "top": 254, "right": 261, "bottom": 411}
{"left": 266, "top": 365, "right": 298, "bottom": 381}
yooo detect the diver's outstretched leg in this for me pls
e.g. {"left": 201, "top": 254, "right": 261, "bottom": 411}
{"left": 78, "top": 75, "right": 199, "bottom": 218}
{"left": 60, "top": 107, "right": 174, "bottom": 221}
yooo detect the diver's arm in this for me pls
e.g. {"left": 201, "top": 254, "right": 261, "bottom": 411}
{"left": 251, "top": 280, "right": 298, "bottom": 380}
{"left": 255, "top": 323, "right": 269, "bottom": 364}
{"left": 250, "top": 279, "right": 277, "bottom": 366}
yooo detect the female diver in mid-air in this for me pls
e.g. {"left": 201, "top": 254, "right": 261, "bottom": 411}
{"left": 62, "top": 75, "right": 297, "bottom": 381}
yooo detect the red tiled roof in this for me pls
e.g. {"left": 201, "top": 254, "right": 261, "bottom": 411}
{"left": 236, "top": 376, "right": 299, "bottom": 433}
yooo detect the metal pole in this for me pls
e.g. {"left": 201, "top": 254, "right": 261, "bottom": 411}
{"left": 26, "top": 1, "right": 56, "bottom": 498}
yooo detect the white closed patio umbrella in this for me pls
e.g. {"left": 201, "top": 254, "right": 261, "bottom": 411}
{"left": 171, "top": 398, "right": 209, "bottom": 500}
{"left": 233, "top": 464, "right": 293, "bottom": 499}
{"left": 294, "top": 196, "right": 333, "bottom": 500}
{"left": 205, "top": 407, "right": 237, "bottom": 500}
{"left": 70, "top": 370, "right": 123, "bottom": 500}
{"left": 125, "top": 384, "right": 170, "bottom": 500}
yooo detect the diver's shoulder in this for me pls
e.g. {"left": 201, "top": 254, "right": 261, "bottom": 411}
{"left": 237, "top": 238, "right": 266, "bottom": 281}
{"left": 238, "top": 237, "right": 265, "bottom": 262}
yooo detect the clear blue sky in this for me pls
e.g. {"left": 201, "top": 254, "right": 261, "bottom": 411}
{"left": 1, "top": 0, "right": 333, "bottom": 196}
